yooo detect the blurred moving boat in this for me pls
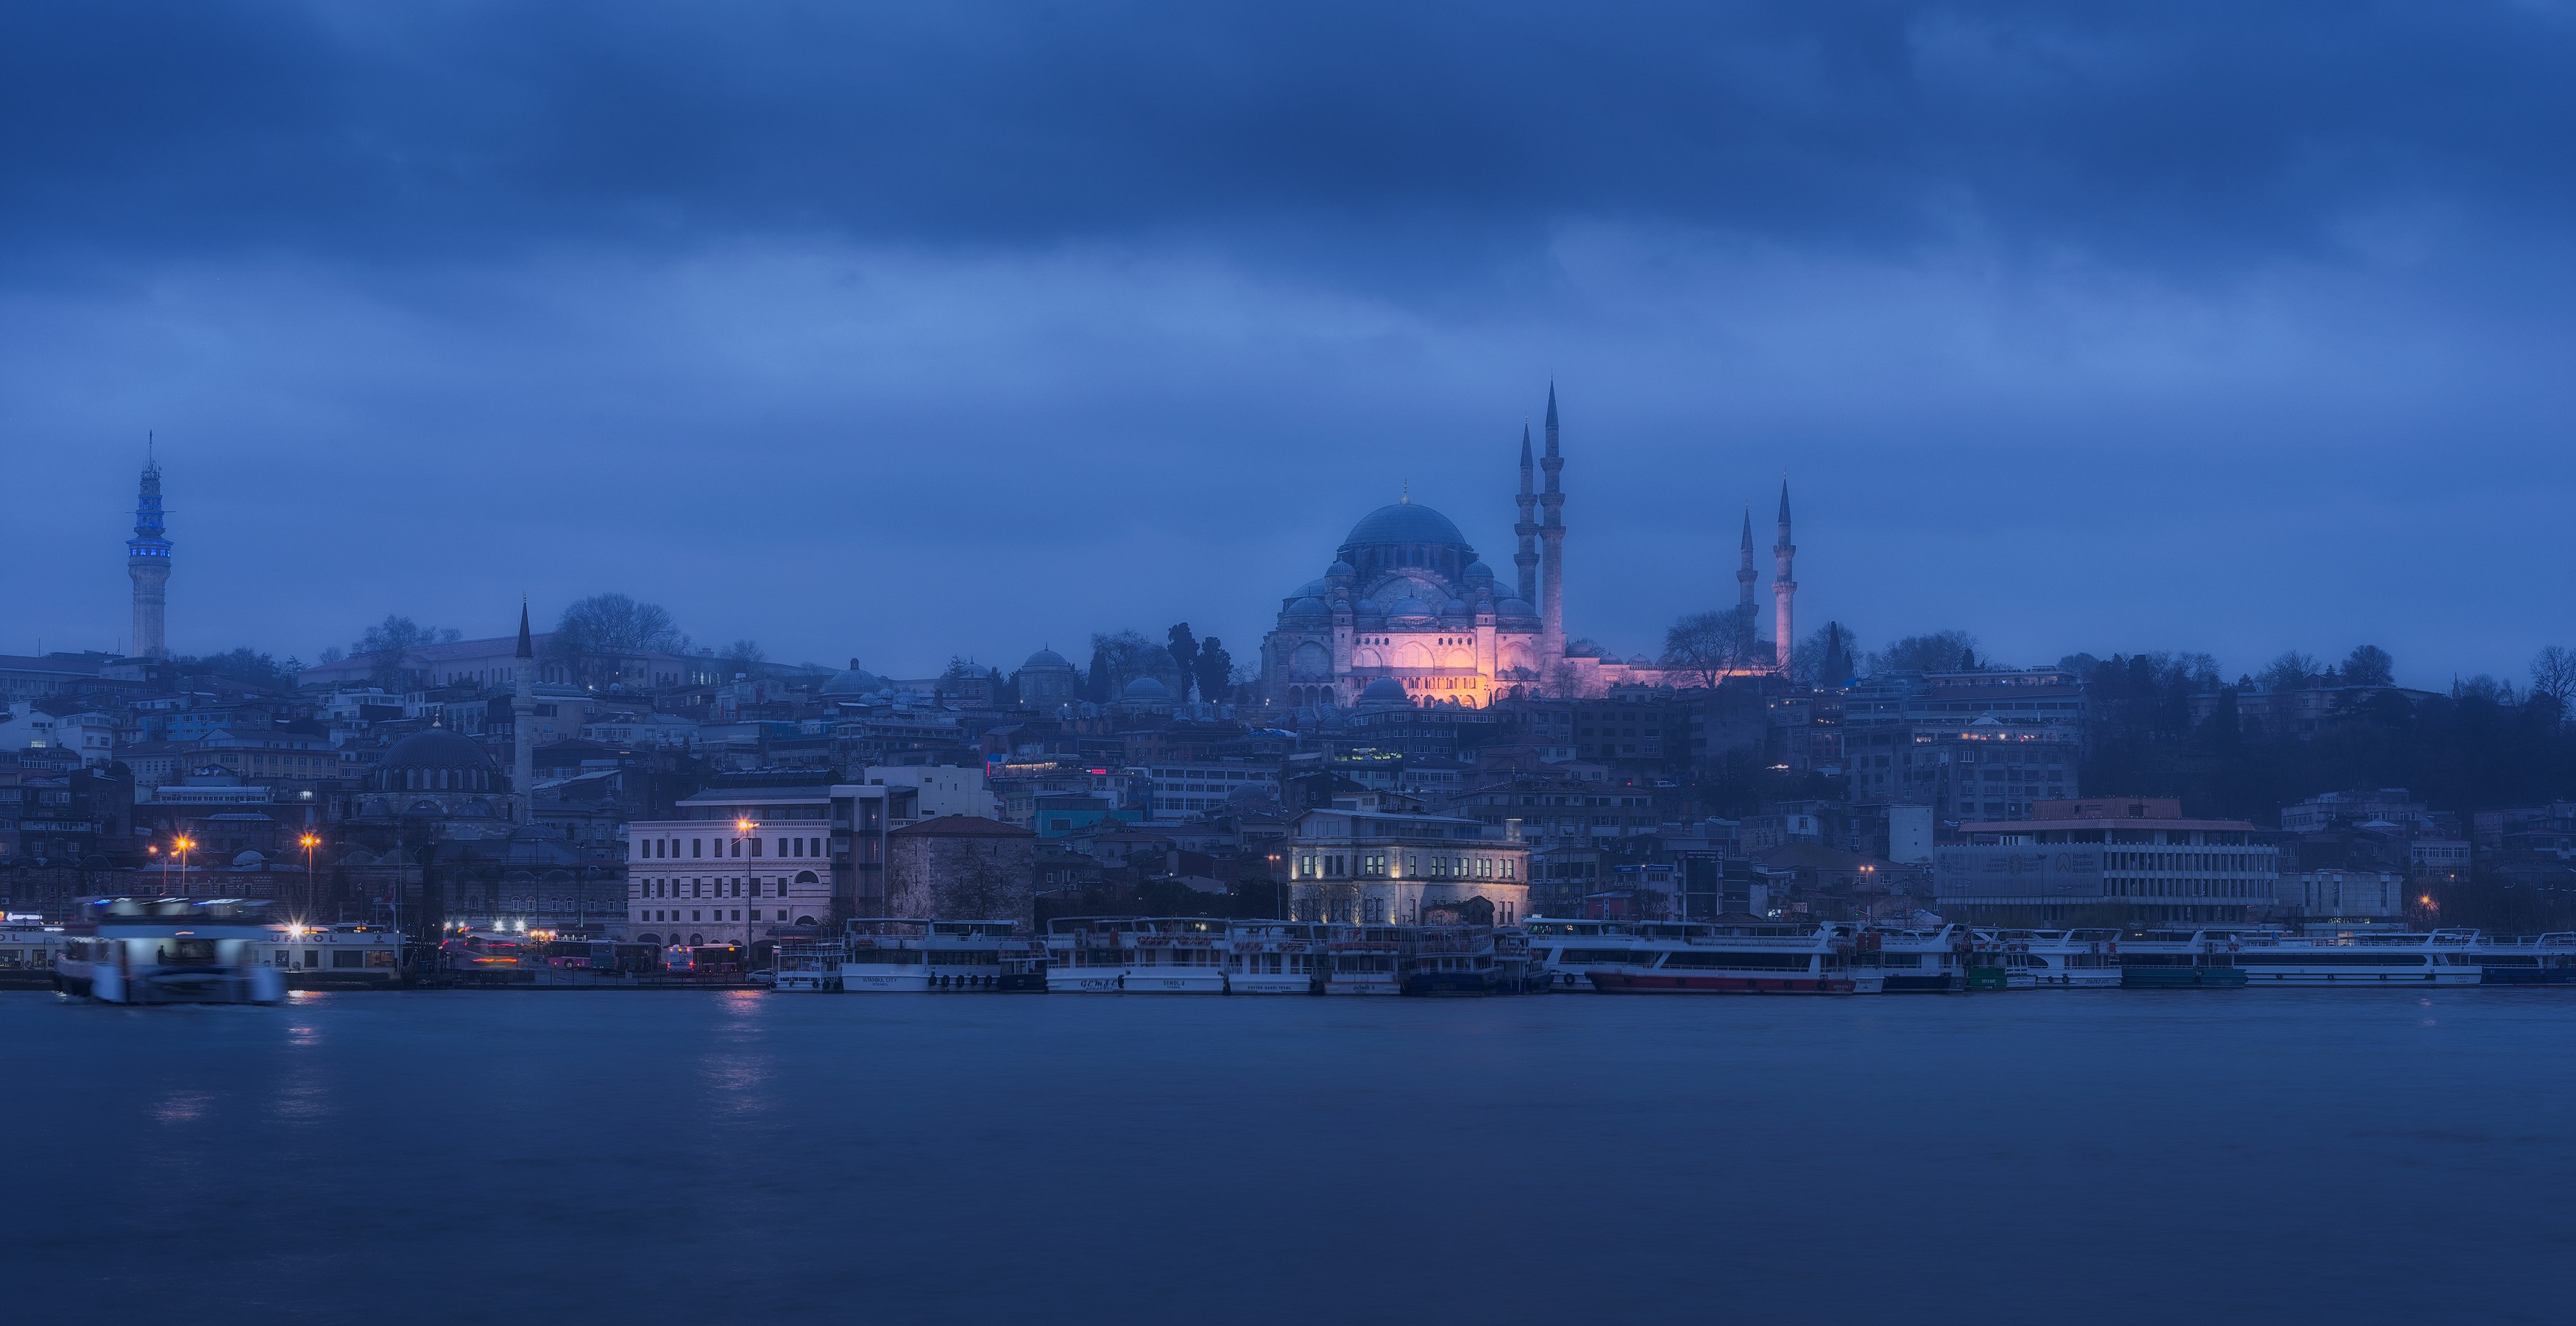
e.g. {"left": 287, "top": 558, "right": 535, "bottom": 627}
{"left": 54, "top": 896, "right": 286, "bottom": 1004}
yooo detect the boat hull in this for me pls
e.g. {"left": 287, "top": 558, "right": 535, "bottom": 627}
{"left": 2238, "top": 969, "right": 2480, "bottom": 986}
{"left": 1044, "top": 968, "right": 1228, "bottom": 993}
{"left": 2479, "top": 967, "right": 2576, "bottom": 985}
{"left": 1588, "top": 971, "right": 1880, "bottom": 994}
{"left": 839, "top": 969, "right": 1011, "bottom": 992}
{"left": 2122, "top": 966, "right": 2249, "bottom": 988}
{"left": 63, "top": 962, "right": 285, "bottom": 1004}
{"left": 1403, "top": 972, "right": 1504, "bottom": 996}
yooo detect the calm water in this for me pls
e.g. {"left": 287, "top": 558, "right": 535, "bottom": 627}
{"left": 7, "top": 987, "right": 2571, "bottom": 1325}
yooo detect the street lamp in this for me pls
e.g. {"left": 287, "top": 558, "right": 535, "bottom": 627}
{"left": 732, "top": 818, "right": 760, "bottom": 971}
{"left": 172, "top": 835, "right": 197, "bottom": 894}
{"left": 299, "top": 833, "right": 322, "bottom": 921}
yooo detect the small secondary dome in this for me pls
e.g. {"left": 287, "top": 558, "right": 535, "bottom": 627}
{"left": 1356, "top": 678, "right": 1410, "bottom": 705}
{"left": 1388, "top": 598, "right": 1433, "bottom": 617}
{"left": 1022, "top": 648, "right": 1073, "bottom": 670}
{"left": 1122, "top": 676, "right": 1171, "bottom": 698}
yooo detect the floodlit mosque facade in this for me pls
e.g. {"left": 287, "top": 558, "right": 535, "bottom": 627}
{"left": 1259, "top": 388, "right": 1800, "bottom": 707}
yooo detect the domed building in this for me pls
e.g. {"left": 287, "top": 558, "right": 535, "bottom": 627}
{"left": 355, "top": 728, "right": 505, "bottom": 820}
{"left": 1014, "top": 648, "right": 1080, "bottom": 706}
{"left": 1257, "top": 386, "right": 1798, "bottom": 706}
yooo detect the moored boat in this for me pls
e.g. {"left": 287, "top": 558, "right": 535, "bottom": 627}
{"left": 2118, "top": 930, "right": 2250, "bottom": 988}
{"left": 1977, "top": 929, "right": 2122, "bottom": 989}
{"left": 1225, "top": 921, "right": 1328, "bottom": 994}
{"left": 54, "top": 896, "right": 286, "bottom": 1004}
{"left": 1534, "top": 918, "right": 1884, "bottom": 994}
{"left": 773, "top": 941, "right": 844, "bottom": 992}
{"left": 2232, "top": 930, "right": 2482, "bottom": 987}
{"left": 2464, "top": 932, "right": 2576, "bottom": 985}
{"left": 1864, "top": 924, "right": 1969, "bottom": 993}
{"left": 838, "top": 918, "right": 1020, "bottom": 991}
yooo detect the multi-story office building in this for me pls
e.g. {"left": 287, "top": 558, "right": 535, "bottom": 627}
{"left": 1143, "top": 762, "right": 1279, "bottom": 815}
{"left": 1939, "top": 798, "right": 2280, "bottom": 924}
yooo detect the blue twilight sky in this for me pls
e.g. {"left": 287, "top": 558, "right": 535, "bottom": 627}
{"left": 4, "top": 1, "right": 2572, "bottom": 687}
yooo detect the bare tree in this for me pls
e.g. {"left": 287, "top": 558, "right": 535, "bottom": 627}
{"left": 1662, "top": 610, "right": 1760, "bottom": 689}
{"left": 1089, "top": 629, "right": 1165, "bottom": 690}
{"left": 552, "top": 593, "right": 688, "bottom": 687}
{"left": 2530, "top": 645, "right": 2576, "bottom": 705}
{"left": 555, "top": 593, "right": 688, "bottom": 655}
{"left": 2257, "top": 650, "right": 2321, "bottom": 692}
{"left": 721, "top": 639, "right": 768, "bottom": 677}
{"left": 353, "top": 615, "right": 458, "bottom": 689}
{"left": 2342, "top": 645, "right": 2396, "bottom": 687}
{"left": 1788, "top": 623, "right": 1860, "bottom": 687}
{"left": 1872, "top": 630, "right": 1981, "bottom": 675}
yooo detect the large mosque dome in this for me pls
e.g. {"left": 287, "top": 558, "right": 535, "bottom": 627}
{"left": 1342, "top": 502, "right": 1468, "bottom": 551}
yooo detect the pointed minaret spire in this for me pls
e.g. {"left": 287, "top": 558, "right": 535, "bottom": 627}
{"left": 1512, "top": 422, "right": 1540, "bottom": 605}
{"left": 1772, "top": 480, "right": 1797, "bottom": 673}
{"left": 512, "top": 598, "right": 537, "bottom": 825}
{"left": 1735, "top": 505, "right": 1758, "bottom": 637}
{"left": 1538, "top": 383, "right": 1568, "bottom": 668}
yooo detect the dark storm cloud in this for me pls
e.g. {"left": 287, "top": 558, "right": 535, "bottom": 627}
{"left": 10, "top": 1, "right": 2570, "bottom": 273}
{"left": 4, "top": 1, "right": 2573, "bottom": 683}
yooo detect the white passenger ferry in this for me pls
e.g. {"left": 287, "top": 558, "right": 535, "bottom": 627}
{"left": 1317, "top": 924, "right": 1409, "bottom": 995}
{"left": 1526, "top": 918, "right": 1884, "bottom": 995}
{"left": 1976, "top": 929, "right": 2123, "bottom": 989}
{"left": 1226, "top": 921, "right": 1328, "bottom": 994}
{"left": 1863, "top": 924, "right": 1970, "bottom": 993}
{"left": 773, "top": 941, "right": 845, "bottom": 992}
{"left": 836, "top": 918, "right": 1020, "bottom": 991}
{"left": 2463, "top": 931, "right": 2576, "bottom": 985}
{"left": 266, "top": 923, "right": 408, "bottom": 987}
{"left": 1403, "top": 925, "right": 1547, "bottom": 996}
{"left": 0, "top": 923, "right": 66, "bottom": 976}
{"left": 2231, "top": 930, "right": 2485, "bottom": 987}
{"left": 54, "top": 896, "right": 287, "bottom": 1004}
{"left": 1518, "top": 918, "right": 1635, "bottom": 990}
{"left": 1041, "top": 917, "right": 1232, "bottom": 992}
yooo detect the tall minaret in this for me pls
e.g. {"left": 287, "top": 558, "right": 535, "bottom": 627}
{"left": 1772, "top": 481, "right": 1797, "bottom": 671}
{"left": 125, "top": 443, "right": 171, "bottom": 658}
{"left": 1512, "top": 423, "right": 1539, "bottom": 604}
{"left": 1735, "top": 506, "right": 1758, "bottom": 639}
{"left": 513, "top": 600, "right": 537, "bottom": 825}
{"left": 1538, "top": 383, "right": 1567, "bottom": 662}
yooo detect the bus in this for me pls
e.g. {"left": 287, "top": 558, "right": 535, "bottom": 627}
{"left": 543, "top": 940, "right": 659, "bottom": 974}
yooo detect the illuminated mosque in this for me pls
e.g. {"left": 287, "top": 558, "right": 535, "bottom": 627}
{"left": 1258, "top": 387, "right": 1798, "bottom": 707}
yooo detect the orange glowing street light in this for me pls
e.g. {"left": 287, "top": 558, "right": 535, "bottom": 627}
{"left": 300, "top": 833, "right": 323, "bottom": 919}
{"left": 732, "top": 818, "right": 761, "bottom": 957}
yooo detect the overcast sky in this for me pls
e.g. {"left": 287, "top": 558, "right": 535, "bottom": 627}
{"left": 5, "top": 1, "right": 2570, "bottom": 687}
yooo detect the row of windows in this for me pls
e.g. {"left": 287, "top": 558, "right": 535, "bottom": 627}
{"left": 2109, "top": 878, "right": 2262, "bottom": 898}
{"left": 1291, "top": 852, "right": 1517, "bottom": 882}
{"left": 635, "top": 877, "right": 813, "bottom": 898}
{"left": 637, "top": 835, "right": 828, "bottom": 859}
{"left": 639, "top": 909, "right": 793, "bottom": 923}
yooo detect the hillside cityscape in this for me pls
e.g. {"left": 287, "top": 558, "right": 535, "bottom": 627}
{"left": 8, "top": 434, "right": 2572, "bottom": 958}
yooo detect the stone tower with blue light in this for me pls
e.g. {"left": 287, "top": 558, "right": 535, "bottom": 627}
{"left": 126, "top": 445, "right": 171, "bottom": 657}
